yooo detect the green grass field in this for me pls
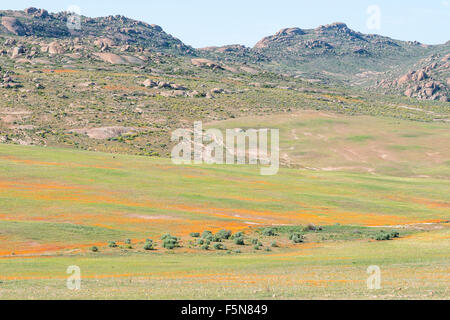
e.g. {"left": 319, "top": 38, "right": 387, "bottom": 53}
{"left": 0, "top": 136, "right": 448, "bottom": 299}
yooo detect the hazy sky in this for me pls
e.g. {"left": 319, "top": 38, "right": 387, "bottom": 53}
{"left": 3, "top": 0, "right": 450, "bottom": 47}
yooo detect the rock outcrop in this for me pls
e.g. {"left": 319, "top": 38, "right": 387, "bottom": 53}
{"left": 1, "top": 17, "right": 27, "bottom": 36}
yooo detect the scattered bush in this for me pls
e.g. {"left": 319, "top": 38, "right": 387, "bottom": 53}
{"left": 196, "top": 239, "right": 204, "bottom": 245}
{"left": 289, "top": 233, "right": 303, "bottom": 240}
{"left": 214, "top": 243, "right": 226, "bottom": 250}
{"left": 216, "top": 229, "right": 232, "bottom": 240}
{"left": 233, "top": 250, "right": 241, "bottom": 254}
{"left": 271, "top": 241, "right": 278, "bottom": 248}
{"left": 90, "top": 246, "right": 98, "bottom": 252}
{"left": 190, "top": 232, "right": 200, "bottom": 238}
{"left": 108, "top": 241, "right": 118, "bottom": 248}
{"left": 234, "top": 237, "right": 245, "bottom": 245}
{"left": 390, "top": 231, "right": 400, "bottom": 238}
{"left": 303, "top": 223, "right": 317, "bottom": 232}
{"left": 144, "top": 240, "right": 155, "bottom": 251}
{"left": 375, "top": 233, "right": 391, "bottom": 241}
{"left": 161, "top": 233, "right": 172, "bottom": 240}
{"left": 265, "top": 247, "right": 272, "bottom": 252}
{"left": 125, "top": 239, "right": 132, "bottom": 245}
{"left": 290, "top": 233, "right": 304, "bottom": 243}
{"left": 201, "top": 244, "right": 209, "bottom": 250}
{"left": 202, "top": 231, "right": 213, "bottom": 238}
{"left": 375, "top": 230, "right": 399, "bottom": 241}
{"left": 162, "top": 235, "right": 179, "bottom": 249}
{"left": 232, "top": 232, "right": 244, "bottom": 239}
{"left": 262, "top": 227, "right": 277, "bottom": 236}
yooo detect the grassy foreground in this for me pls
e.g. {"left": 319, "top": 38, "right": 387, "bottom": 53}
{"left": 0, "top": 143, "right": 448, "bottom": 299}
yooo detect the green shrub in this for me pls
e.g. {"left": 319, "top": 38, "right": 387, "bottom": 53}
{"left": 234, "top": 237, "right": 245, "bottom": 245}
{"left": 289, "top": 232, "right": 303, "bottom": 240}
{"left": 254, "top": 245, "right": 261, "bottom": 250}
{"left": 201, "top": 244, "right": 209, "bottom": 250}
{"left": 251, "top": 238, "right": 259, "bottom": 245}
{"left": 303, "top": 223, "right": 317, "bottom": 232}
{"left": 216, "top": 229, "right": 232, "bottom": 240}
{"left": 202, "top": 231, "right": 213, "bottom": 238}
{"left": 214, "top": 243, "right": 226, "bottom": 250}
{"left": 161, "top": 233, "right": 172, "bottom": 240}
{"left": 203, "top": 234, "right": 214, "bottom": 242}
{"left": 265, "top": 247, "right": 272, "bottom": 252}
{"left": 214, "top": 235, "right": 225, "bottom": 242}
{"left": 374, "top": 230, "right": 399, "bottom": 241}
{"left": 144, "top": 240, "right": 155, "bottom": 251}
{"left": 108, "top": 241, "right": 118, "bottom": 248}
{"left": 190, "top": 232, "right": 201, "bottom": 238}
{"left": 125, "top": 239, "right": 132, "bottom": 245}
{"left": 390, "top": 231, "right": 400, "bottom": 238}
{"left": 90, "top": 246, "right": 98, "bottom": 252}
{"left": 232, "top": 232, "right": 244, "bottom": 239}
{"left": 233, "top": 250, "right": 241, "bottom": 254}
{"left": 262, "top": 227, "right": 277, "bottom": 236}
{"left": 290, "top": 233, "right": 304, "bottom": 243}
{"left": 196, "top": 239, "right": 204, "bottom": 245}
{"left": 162, "top": 235, "right": 179, "bottom": 249}
{"left": 271, "top": 241, "right": 278, "bottom": 248}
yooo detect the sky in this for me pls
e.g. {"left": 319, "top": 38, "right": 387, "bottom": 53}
{"left": 2, "top": 0, "right": 450, "bottom": 48}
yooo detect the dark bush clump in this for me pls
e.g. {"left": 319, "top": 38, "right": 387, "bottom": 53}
{"left": 375, "top": 230, "right": 399, "bottom": 241}
{"left": 262, "top": 227, "right": 277, "bottom": 236}
{"left": 390, "top": 231, "right": 400, "bottom": 238}
{"left": 202, "top": 231, "right": 213, "bottom": 238}
{"left": 162, "top": 235, "right": 179, "bottom": 249}
{"left": 91, "top": 246, "right": 99, "bottom": 252}
{"left": 108, "top": 241, "right": 118, "bottom": 248}
{"left": 234, "top": 237, "right": 245, "bottom": 245}
{"left": 125, "top": 239, "right": 132, "bottom": 245}
{"left": 144, "top": 240, "right": 155, "bottom": 251}
{"left": 216, "top": 229, "right": 232, "bottom": 240}
{"left": 290, "top": 233, "right": 304, "bottom": 243}
{"left": 231, "top": 232, "right": 244, "bottom": 239}
{"left": 303, "top": 223, "right": 317, "bottom": 232}
{"left": 213, "top": 243, "right": 226, "bottom": 250}
{"left": 271, "top": 241, "right": 278, "bottom": 248}
{"left": 190, "top": 232, "right": 201, "bottom": 238}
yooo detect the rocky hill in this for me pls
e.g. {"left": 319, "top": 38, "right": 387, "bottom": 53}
{"left": 250, "top": 23, "right": 448, "bottom": 85}
{"left": 0, "top": 8, "right": 193, "bottom": 55}
{"left": 0, "top": 8, "right": 448, "bottom": 101}
{"left": 377, "top": 51, "right": 450, "bottom": 102}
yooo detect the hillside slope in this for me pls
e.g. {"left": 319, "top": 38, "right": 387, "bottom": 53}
{"left": 0, "top": 7, "right": 193, "bottom": 54}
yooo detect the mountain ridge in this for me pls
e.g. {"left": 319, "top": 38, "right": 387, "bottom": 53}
{"left": 1, "top": 8, "right": 449, "bottom": 99}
